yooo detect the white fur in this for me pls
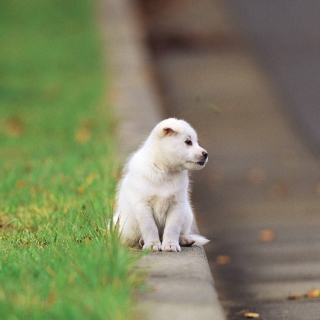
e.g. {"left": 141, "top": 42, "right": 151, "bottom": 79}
{"left": 114, "top": 118, "right": 209, "bottom": 252}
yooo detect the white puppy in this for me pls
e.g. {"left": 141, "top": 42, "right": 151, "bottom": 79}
{"left": 114, "top": 118, "right": 209, "bottom": 252}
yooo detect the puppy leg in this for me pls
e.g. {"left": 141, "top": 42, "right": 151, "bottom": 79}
{"left": 161, "top": 205, "right": 182, "bottom": 252}
{"left": 135, "top": 205, "right": 161, "bottom": 251}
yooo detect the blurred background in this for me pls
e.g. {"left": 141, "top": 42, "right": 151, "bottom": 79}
{"left": 137, "top": 0, "right": 320, "bottom": 153}
{"left": 228, "top": 0, "right": 320, "bottom": 155}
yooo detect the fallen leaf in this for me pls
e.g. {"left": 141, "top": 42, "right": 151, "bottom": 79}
{"left": 244, "top": 312, "right": 259, "bottom": 319}
{"left": 306, "top": 289, "right": 320, "bottom": 298}
{"left": 46, "top": 290, "right": 56, "bottom": 307}
{"left": 75, "top": 125, "right": 91, "bottom": 144}
{"left": 216, "top": 255, "right": 231, "bottom": 265}
{"left": 259, "top": 229, "right": 276, "bottom": 242}
{"left": 86, "top": 172, "right": 96, "bottom": 185}
{"left": 15, "top": 180, "right": 27, "bottom": 188}
{"left": 45, "top": 266, "right": 55, "bottom": 277}
{"left": 5, "top": 117, "right": 24, "bottom": 137}
{"left": 288, "top": 294, "right": 302, "bottom": 300}
{"left": 76, "top": 186, "right": 85, "bottom": 195}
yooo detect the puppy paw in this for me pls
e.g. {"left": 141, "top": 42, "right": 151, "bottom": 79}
{"left": 142, "top": 241, "right": 162, "bottom": 252}
{"left": 161, "top": 242, "right": 181, "bottom": 252}
{"left": 179, "top": 235, "right": 195, "bottom": 247}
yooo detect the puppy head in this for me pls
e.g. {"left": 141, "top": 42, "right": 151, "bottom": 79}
{"left": 154, "top": 118, "right": 208, "bottom": 171}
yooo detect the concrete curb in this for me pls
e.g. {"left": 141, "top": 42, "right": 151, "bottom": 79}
{"left": 99, "top": 1, "right": 226, "bottom": 319}
{"left": 137, "top": 246, "right": 226, "bottom": 320}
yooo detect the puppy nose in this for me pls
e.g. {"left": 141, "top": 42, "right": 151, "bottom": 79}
{"left": 202, "top": 151, "right": 208, "bottom": 158}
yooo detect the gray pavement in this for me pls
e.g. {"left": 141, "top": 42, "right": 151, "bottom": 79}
{"left": 139, "top": 0, "right": 320, "bottom": 319}
{"left": 138, "top": 247, "right": 224, "bottom": 320}
{"left": 100, "top": 0, "right": 225, "bottom": 319}
{"left": 228, "top": 0, "right": 320, "bottom": 155}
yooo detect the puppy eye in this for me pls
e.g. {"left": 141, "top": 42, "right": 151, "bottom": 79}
{"left": 185, "top": 139, "right": 192, "bottom": 146}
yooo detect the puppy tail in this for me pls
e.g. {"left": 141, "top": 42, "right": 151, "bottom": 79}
{"left": 190, "top": 234, "right": 210, "bottom": 246}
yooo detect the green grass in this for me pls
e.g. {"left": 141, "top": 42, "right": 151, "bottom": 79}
{"left": 0, "top": 1, "right": 143, "bottom": 319}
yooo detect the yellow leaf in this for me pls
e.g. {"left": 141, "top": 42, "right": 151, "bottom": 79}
{"left": 86, "top": 173, "right": 96, "bottom": 185}
{"left": 259, "top": 229, "right": 276, "bottom": 242}
{"left": 45, "top": 266, "right": 55, "bottom": 277}
{"left": 216, "top": 255, "right": 231, "bottom": 265}
{"left": 76, "top": 186, "right": 85, "bottom": 195}
{"left": 306, "top": 289, "right": 320, "bottom": 298}
{"left": 244, "top": 312, "right": 259, "bottom": 319}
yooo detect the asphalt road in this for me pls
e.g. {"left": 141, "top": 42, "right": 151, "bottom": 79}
{"left": 228, "top": 0, "right": 320, "bottom": 155}
{"left": 138, "top": 1, "right": 320, "bottom": 319}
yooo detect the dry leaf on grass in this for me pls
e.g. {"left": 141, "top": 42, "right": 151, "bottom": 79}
{"left": 86, "top": 172, "right": 96, "bottom": 185}
{"left": 15, "top": 180, "right": 27, "bottom": 188}
{"left": 46, "top": 290, "right": 57, "bottom": 307}
{"left": 75, "top": 125, "right": 91, "bottom": 144}
{"left": 5, "top": 117, "right": 24, "bottom": 137}
{"left": 76, "top": 186, "right": 85, "bottom": 195}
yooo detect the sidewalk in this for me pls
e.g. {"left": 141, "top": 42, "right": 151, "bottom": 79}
{"left": 138, "top": 0, "right": 320, "bottom": 319}
{"left": 99, "top": 0, "right": 226, "bottom": 319}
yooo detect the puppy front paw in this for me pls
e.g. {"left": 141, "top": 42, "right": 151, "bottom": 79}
{"left": 142, "top": 241, "right": 162, "bottom": 252}
{"left": 161, "top": 242, "right": 181, "bottom": 252}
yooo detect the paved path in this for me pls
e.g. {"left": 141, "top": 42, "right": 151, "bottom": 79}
{"left": 139, "top": 0, "right": 320, "bottom": 319}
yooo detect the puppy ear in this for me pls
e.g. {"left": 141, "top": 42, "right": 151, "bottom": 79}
{"left": 157, "top": 118, "right": 182, "bottom": 138}
{"left": 163, "top": 127, "right": 177, "bottom": 136}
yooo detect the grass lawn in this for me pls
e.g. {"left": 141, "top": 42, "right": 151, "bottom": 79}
{"left": 0, "top": 1, "right": 143, "bottom": 319}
